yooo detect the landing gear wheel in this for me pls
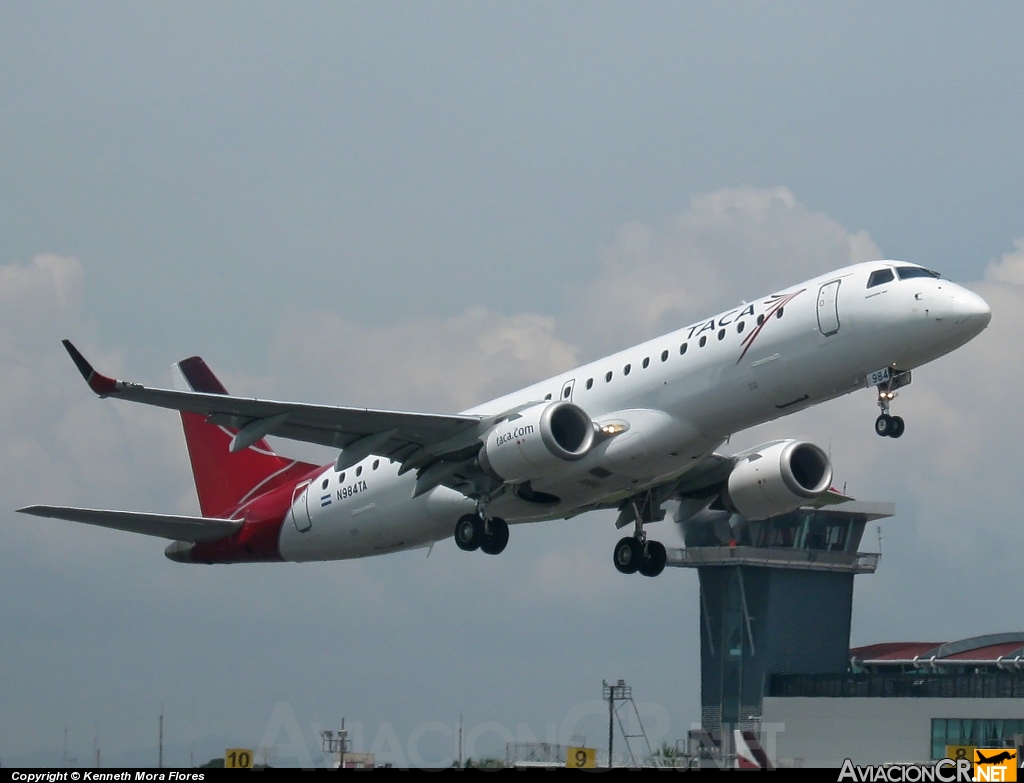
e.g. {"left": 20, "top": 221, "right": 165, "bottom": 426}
{"left": 454, "top": 514, "right": 481, "bottom": 552}
{"left": 613, "top": 537, "right": 642, "bottom": 575}
{"left": 875, "top": 414, "right": 893, "bottom": 437}
{"left": 889, "top": 416, "right": 905, "bottom": 439}
{"left": 479, "top": 517, "right": 509, "bottom": 555}
{"left": 637, "top": 540, "right": 668, "bottom": 578}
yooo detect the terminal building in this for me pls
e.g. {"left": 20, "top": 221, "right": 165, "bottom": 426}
{"left": 666, "top": 502, "right": 1024, "bottom": 768}
{"left": 764, "top": 635, "right": 1024, "bottom": 766}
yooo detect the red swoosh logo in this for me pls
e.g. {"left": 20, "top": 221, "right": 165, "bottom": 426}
{"left": 736, "top": 288, "right": 806, "bottom": 364}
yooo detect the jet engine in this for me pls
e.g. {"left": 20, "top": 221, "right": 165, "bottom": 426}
{"left": 478, "top": 401, "right": 595, "bottom": 483}
{"left": 722, "top": 440, "right": 833, "bottom": 520}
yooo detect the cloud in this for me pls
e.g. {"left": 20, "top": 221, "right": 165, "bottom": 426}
{"left": 571, "top": 186, "right": 882, "bottom": 351}
{"left": 263, "top": 306, "right": 580, "bottom": 413}
{"left": 244, "top": 185, "right": 888, "bottom": 424}
{"left": 0, "top": 254, "right": 191, "bottom": 541}
{"left": 0, "top": 253, "right": 83, "bottom": 313}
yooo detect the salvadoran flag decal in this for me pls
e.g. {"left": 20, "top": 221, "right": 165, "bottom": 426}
{"left": 320, "top": 494, "right": 332, "bottom": 508}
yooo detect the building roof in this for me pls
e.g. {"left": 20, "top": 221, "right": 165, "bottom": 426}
{"left": 852, "top": 633, "right": 1024, "bottom": 668}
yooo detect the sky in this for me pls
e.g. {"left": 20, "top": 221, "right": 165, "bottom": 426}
{"left": 2, "top": 1, "right": 1024, "bottom": 768}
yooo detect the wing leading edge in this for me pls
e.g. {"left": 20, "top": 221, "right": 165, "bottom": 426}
{"left": 61, "top": 340, "right": 485, "bottom": 470}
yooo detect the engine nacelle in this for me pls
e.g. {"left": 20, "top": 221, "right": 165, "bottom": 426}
{"left": 723, "top": 440, "right": 833, "bottom": 521}
{"left": 479, "top": 401, "right": 595, "bottom": 483}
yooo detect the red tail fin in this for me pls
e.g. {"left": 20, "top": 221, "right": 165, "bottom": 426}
{"left": 173, "top": 357, "right": 317, "bottom": 517}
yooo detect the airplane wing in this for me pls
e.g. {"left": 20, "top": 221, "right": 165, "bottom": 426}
{"left": 62, "top": 340, "right": 485, "bottom": 470}
{"left": 664, "top": 444, "right": 854, "bottom": 506}
{"left": 17, "top": 505, "right": 241, "bottom": 542}
{"left": 608, "top": 451, "right": 854, "bottom": 527}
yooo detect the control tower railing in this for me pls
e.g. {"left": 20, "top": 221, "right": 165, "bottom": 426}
{"left": 666, "top": 545, "right": 880, "bottom": 574}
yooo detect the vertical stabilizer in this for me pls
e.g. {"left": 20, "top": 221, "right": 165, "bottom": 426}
{"left": 172, "top": 357, "right": 316, "bottom": 517}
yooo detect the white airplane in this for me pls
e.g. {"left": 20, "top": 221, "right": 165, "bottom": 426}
{"left": 19, "top": 261, "right": 990, "bottom": 576}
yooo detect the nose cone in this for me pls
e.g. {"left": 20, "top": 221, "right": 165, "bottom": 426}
{"left": 951, "top": 287, "right": 992, "bottom": 331}
{"left": 928, "top": 285, "right": 991, "bottom": 348}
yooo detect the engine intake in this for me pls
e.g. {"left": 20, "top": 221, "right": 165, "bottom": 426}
{"left": 479, "top": 401, "right": 595, "bottom": 483}
{"left": 723, "top": 440, "right": 833, "bottom": 521}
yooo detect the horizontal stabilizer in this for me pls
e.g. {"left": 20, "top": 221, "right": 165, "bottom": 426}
{"left": 17, "top": 505, "right": 242, "bottom": 542}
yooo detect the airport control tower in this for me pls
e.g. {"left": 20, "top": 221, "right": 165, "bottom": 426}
{"left": 666, "top": 501, "right": 894, "bottom": 738}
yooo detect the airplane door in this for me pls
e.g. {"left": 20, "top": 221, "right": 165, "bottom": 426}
{"left": 817, "top": 280, "right": 841, "bottom": 336}
{"left": 560, "top": 379, "right": 575, "bottom": 402}
{"left": 290, "top": 480, "right": 313, "bottom": 532}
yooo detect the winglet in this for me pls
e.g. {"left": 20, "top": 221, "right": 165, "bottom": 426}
{"left": 62, "top": 339, "right": 119, "bottom": 395}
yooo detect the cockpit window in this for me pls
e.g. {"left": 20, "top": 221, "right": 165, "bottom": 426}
{"left": 867, "top": 268, "right": 894, "bottom": 288}
{"left": 895, "top": 266, "right": 941, "bottom": 280}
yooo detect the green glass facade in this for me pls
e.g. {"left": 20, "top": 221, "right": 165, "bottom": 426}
{"left": 931, "top": 718, "right": 1024, "bottom": 760}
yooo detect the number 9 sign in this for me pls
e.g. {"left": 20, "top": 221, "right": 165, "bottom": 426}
{"left": 566, "top": 746, "right": 596, "bottom": 768}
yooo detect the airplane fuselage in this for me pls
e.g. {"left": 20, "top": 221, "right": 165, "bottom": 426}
{"left": 263, "top": 260, "right": 990, "bottom": 563}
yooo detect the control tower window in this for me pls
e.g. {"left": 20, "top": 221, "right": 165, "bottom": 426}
{"left": 867, "top": 269, "right": 895, "bottom": 288}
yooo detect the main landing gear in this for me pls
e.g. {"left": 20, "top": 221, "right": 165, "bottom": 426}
{"left": 612, "top": 494, "right": 667, "bottom": 577}
{"left": 453, "top": 509, "right": 509, "bottom": 555}
{"left": 613, "top": 536, "right": 667, "bottom": 577}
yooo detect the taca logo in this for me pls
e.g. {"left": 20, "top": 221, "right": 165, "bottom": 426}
{"left": 495, "top": 425, "right": 534, "bottom": 446}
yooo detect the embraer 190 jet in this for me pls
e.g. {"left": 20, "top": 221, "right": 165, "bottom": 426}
{"left": 20, "top": 261, "right": 990, "bottom": 577}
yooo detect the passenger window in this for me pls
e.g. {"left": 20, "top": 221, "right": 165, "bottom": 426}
{"left": 321, "top": 478, "right": 329, "bottom": 490}
{"left": 563, "top": 386, "right": 571, "bottom": 398}
{"left": 776, "top": 308, "right": 784, "bottom": 319}
{"left": 757, "top": 314, "right": 765, "bottom": 326}
{"left": 680, "top": 343, "right": 688, "bottom": 355}
{"left": 623, "top": 364, "right": 631, "bottom": 376}
{"left": 867, "top": 268, "right": 895, "bottom": 287}
{"left": 661, "top": 350, "right": 669, "bottom": 362}
{"left": 356, "top": 466, "right": 362, "bottom": 477}
{"left": 544, "top": 393, "right": 552, "bottom": 400}
{"left": 373, "top": 459, "right": 379, "bottom": 470}
{"left": 699, "top": 336, "right": 707, "bottom": 348}
{"left": 586, "top": 378, "right": 593, "bottom": 390}
{"left": 339, "top": 472, "right": 346, "bottom": 482}
{"left": 606, "top": 371, "right": 613, "bottom": 382}
{"left": 737, "top": 321, "right": 745, "bottom": 334}
{"left": 642, "top": 357, "right": 650, "bottom": 369}
{"left": 717, "top": 328, "right": 725, "bottom": 341}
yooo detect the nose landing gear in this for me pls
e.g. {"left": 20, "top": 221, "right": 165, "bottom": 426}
{"left": 872, "top": 369, "right": 912, "bottom": 438}
{"left": 874, "top": 412, "right": 905, "bottom": 438}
